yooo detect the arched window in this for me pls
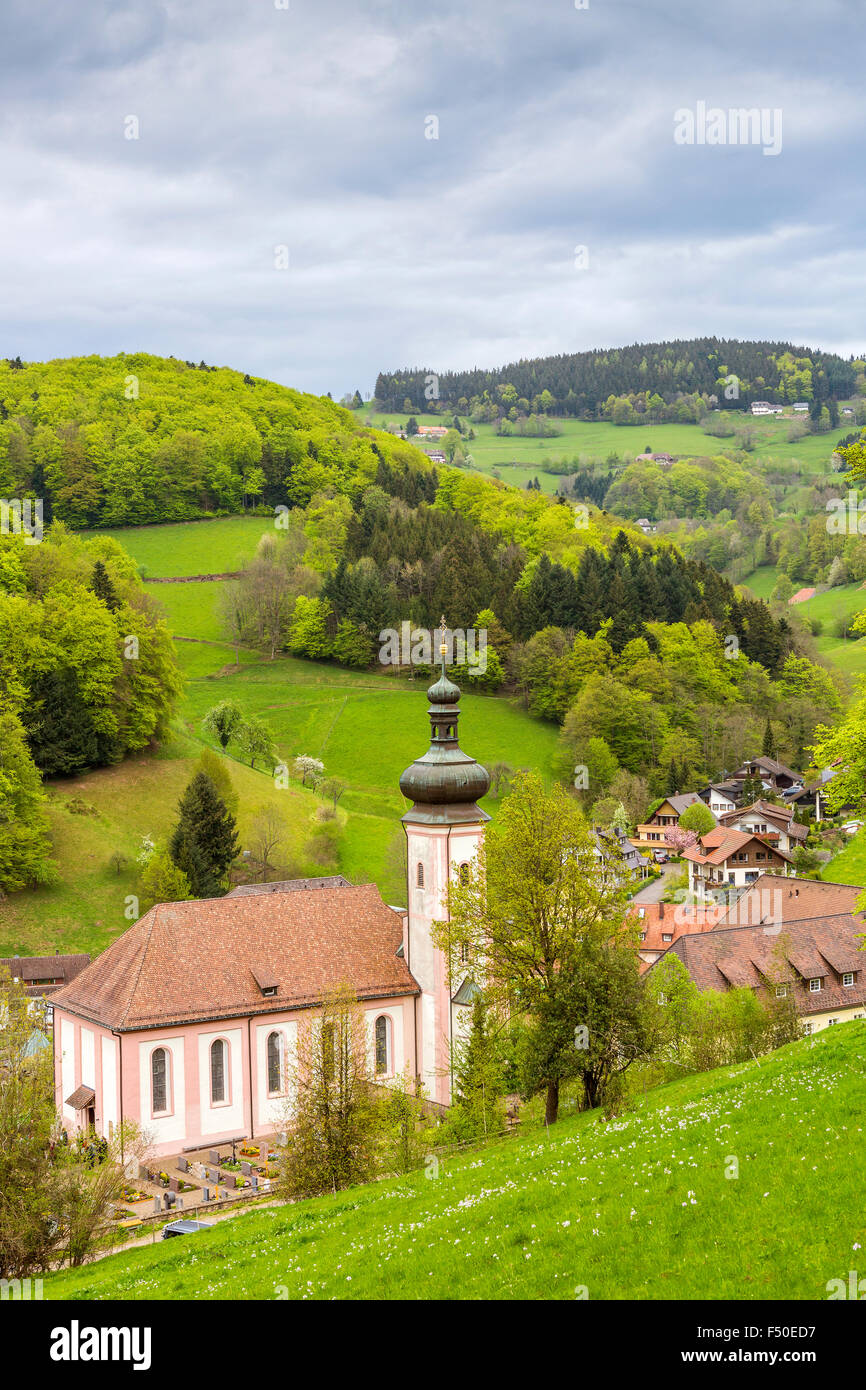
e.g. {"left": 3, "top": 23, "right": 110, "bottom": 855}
{"left": 267, "top": 1031, "right": 284, "bottom": 1095}
{"left": 458, "top": 862, "right": 470, "bottom": 885}
{"left": 416, "top": 861, "right": 424, "bottom": 888}
{"left": 210, "top": 1038, "right": 227, "bottom": 1104}
{"left": 374, "top": 1015, "right": 392, "bottom": 1076}
{"left": 151, "top": 1047, "right": 169, "bottom": 1114}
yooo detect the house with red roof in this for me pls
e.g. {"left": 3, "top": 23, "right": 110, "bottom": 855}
{"left": 683, "top": 827, "right": 794, "bottom": 903}
{"left": 655, "top": 914, "right": 866, "bottom": 1035}
{"left": 631, "top": 900, "right": 724, "bottom": 973}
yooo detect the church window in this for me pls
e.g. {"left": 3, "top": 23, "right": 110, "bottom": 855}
{"left": 151, "top": 1047, "right": 170, "bottom": 1114}
{"left": 211, "top": 1038, "right": 228, "bottom": 1103}
{"left": 416, "top": 861, "right": 424, "bottom": 888}
{"left": 267, "top": 1031, "right": 284, "bottom": 1094}
{"left": 375, "top": 1015, "right": 392, "bottom": 1075}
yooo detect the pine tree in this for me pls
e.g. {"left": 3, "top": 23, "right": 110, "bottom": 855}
{"left": 168, "top": 772, "right": 239, "bottom": 898}
{"left": 762, "top": 718, "right": 776, "bottom": 759}
{"left": 24, "top": 666, "right": 102, "bottom": 776}
{"left": 90, "top": 560, "right": 119, "bottom": 612}
{"left": 449, "top": 993, "right": 504, "bottom": 1141}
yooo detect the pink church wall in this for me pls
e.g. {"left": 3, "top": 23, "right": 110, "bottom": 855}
{"left": 53, "top": 993, "right": 418, "bottom": 1159}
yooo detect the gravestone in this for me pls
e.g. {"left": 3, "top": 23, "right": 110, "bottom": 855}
{"left": 241, "top": 1161, "right": 251, "bottom": 1176}
{"left": 169, "top": 1176, "right": 180, "bottom": 1193}
{"left": 163, "top": 1193, "right": 172, "bottom": 1211}
{"left": 177, "top": 1157, "right": 188, "bottom": 1173}
{"left": 251, "top": 1175, "right": 258, "bottom": 1190}
{"left": 208, "top": 1166, "right": 219, "bottom": 1184}
{"left": 153, "top": 1197, "right": 161, "bottom": 1215}
{"left": 177, "top": 1196, "right": 184, "bottom": 1210}
{"left": 140, "top": 1164, "right": 151, "bottom": 1182}
{"left": 209, "top": 1150, "right": 221, "bottom": 1165}
{"left": 222, "top": 1172, "right": 237, "bottom": 1189}
{"left": 202, "top": 1187, "right": 211, "bottom": 1202}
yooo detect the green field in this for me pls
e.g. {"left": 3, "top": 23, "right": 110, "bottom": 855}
{"left": 366, "top": 410, "right": 843, "bottom": 495}
{"left": 96, "top": 514, "right": 274, "bottom": 577}
{"left": 150, "top": 580, "right": 232, "bottom": 641}
{"left": 741, "top": 569, "right": 866, "bottom": 680}
{"left": 46, "top": 1021, "right": 866, "bottom": 1301}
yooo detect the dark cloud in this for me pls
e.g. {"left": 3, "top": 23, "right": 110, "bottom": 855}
{"left": 0, "top": 0, "right": 864, "bottom": 393}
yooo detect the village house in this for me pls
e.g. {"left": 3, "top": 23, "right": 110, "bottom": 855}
{"left": 1, "top": 952, "right": 90, "bottom": 1026}
{"left": 683, "top": 827, "right": 794, "bottom": 902}
{"left": 416, "top": 425, "right": 448, "bottom": 439}
{"left": 750, "top": 401, "right": 784, "bottom": 415}
{"left": 51, "top": 651, "right": 491, "bottom": 1152}
{"left": 713, "top": 871, "right": 862, "bottom": 930}
{"left": 657, "top": 914, "right": 866, "bottom": 1035}
{"left": 792, "top": 402, "right": 810, "bottom": 414}
{"left": 700, "top": 783, "right": 740, "bottom": 815}
{"left": 730, "top": 755, "right": 803, "bottom": 795}
{"left": 630, "top": 792, "right": 712, "bottom": 852}
{"left": 632, "top": 900, "right": 724, "bottom": 973}
{"left": 717, "top": 798, "right": 809, "bottom": 856}
{"left": 593, "top": 824, "right": 650, "bottom": 886}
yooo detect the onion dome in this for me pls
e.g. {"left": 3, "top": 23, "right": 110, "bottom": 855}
{"left": 399, "top": 620, "right": 490, "bottom": 825}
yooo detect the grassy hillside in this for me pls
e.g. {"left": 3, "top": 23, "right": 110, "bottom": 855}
{"left": 96, "top": 515, "right": 274, "bottom": 577}
{"left": 0, "top": 634, "right": 559, "bottom": 957}
{"left": 821, "top": 829, "right": 866, "bottom": 887}
{"left": 46, "top": 1022, "right": 866, "bottom": 1301}
{"left": 741, "top": 569, "right": 866, "bottom": 680}
{"left": 0, "top": 730, "right": 328, "bottom": 957}
{"left": 365, "top": 409, "right": 842, "bottom": 493}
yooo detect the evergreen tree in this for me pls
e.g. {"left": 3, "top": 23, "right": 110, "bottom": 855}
{"left": 448, "top": 993, "right": 504, "bottom": 1141}
{"left": 24, "top": 666, "right": 102, "bottom": 776}
{"left": 168, "top": 771, "right": 239, "bottom": 898}
{"left": 762, "top": 718, "right": 776, "bottom": 759}
{"left": 90, "top": 560, "right": 119, "bottom": 612}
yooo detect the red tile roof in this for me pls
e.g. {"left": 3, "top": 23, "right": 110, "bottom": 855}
{"left": 659, "top": 914, "right": 866, "bottom": 1017}
{"left": 51, "top": 885, "right": 419, "bottom": 1032}
{"left": 715, "top": 874, "right": 863, "bottom": 928}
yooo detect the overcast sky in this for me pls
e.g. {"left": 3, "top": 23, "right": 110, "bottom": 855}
{"left": 1, "top": 0, "right": 865, "bottom": 396}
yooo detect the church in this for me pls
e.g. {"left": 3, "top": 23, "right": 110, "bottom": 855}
{"left": 51, "top": 652, "right": 489, "bottom": 1156}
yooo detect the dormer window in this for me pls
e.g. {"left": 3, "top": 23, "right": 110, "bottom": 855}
{"left": 843, "top": 972, "right": 855, "bottom": 988}
{"left": 809, "top": 978, "right": 822, "bottom": 992}
{"left": 251, "top": 966, "right": 279, "bottom": 998}
{"left": 775, "top": 984, "right": 788, "bottom": 997}
{"left": 662, "top": 933, "right": 672, "bottom": 943}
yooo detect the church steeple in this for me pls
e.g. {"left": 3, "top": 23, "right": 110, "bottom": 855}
{"left": 399, "top": 617, "right": 490, "bottom": 825}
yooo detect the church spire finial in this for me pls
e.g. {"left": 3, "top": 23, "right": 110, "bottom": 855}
{"left": 438, "top": 614, "right": 448, "bottom": 676}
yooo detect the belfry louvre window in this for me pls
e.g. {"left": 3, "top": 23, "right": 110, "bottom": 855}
{"left": 211, "top": 1038, "right": 227, "bottom": 1103}
{"left": 416, "top": 862, "right": 424, "bottom": 888}
{"left": 152, "top": 1048, "right": 168, "bottom": 1114}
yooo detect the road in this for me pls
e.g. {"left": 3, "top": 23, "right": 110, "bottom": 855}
{"left": 631, "top": 862, "right": 680, "bottom": 904}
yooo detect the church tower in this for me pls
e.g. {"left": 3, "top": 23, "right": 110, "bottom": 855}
{"left": 399, "top": 621, "right": 490, "bottom": 1106}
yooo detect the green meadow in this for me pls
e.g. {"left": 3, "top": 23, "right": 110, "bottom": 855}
{"left": 364, "top": 409, "right": 842, "bottom": 494}
{"left": 741, "top": 568, "right": 866, "bottom": 681}
{"left": 46, "top": 1022, "right": 866, "bottom": 1301}
{"left": 95, "top": 514, "right": 274, "bottom": 577}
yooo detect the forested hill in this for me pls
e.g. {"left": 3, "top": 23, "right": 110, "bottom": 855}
{"left": 375, "top": 338, "right": 859, "bottom": 416}
{"left": 0, "top": 353, "right": 432, "bottom": 529}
